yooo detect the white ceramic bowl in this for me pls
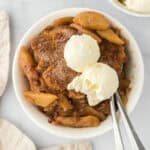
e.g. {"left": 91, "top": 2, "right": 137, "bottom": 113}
{"left": 110, "top": 0, "right": 150, "bottom": 17}
{"left": 13, "top": 8, "right": 144, "bottom": 139}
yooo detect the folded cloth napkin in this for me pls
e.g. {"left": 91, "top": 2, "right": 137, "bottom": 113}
{"left": 42, "top": 142, "right": 92, "bottom": 150}
{"left": 0, "top": 11, "right": 10, "bottom": 96}
{"left": 0, "top": 119, "right": 92, "bottom": 150}
{"left": 0, "top": 119, "right": 36, "bottom": 150}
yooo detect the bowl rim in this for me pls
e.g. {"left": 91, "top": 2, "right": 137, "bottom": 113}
{"left": 110, "top": 0, "right": 150, "bottom": 17}
{"left": 12, "top": 7, "right": 144, "bottom": 139}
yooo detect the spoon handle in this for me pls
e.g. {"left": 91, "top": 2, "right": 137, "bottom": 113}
{"left": 110, "top": 95, "right": 124, "bottom": 150}
{"left": 116, "top": 92, "right": 146, "bottom": 150}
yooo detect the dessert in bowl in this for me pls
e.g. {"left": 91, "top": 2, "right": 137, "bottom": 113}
{"left": 13, "top": 8, "right": 144, "bottom": 139}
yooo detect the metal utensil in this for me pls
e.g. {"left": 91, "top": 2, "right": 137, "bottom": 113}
{"left": 110, "top": 92, "right": 146, "bottom": 150}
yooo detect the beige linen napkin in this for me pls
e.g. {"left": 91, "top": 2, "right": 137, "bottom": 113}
{"left": 0, "top": 11, "right": 92, "bottom": 150}
{"left": 0, "top": 119, "right": 36, "bottom": 150}
{"left": 0, "top": 11, "right": 10, "bottom": 96}
{"left": 0, "top": 119, "right": 91, "bottom": 150}
{"left": 42, "top": 142, "right": 92, "bottom": 150}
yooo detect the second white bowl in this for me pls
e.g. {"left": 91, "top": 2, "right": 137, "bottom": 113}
{"left": 110, "top": 0, "right": 150, "bottom": 17}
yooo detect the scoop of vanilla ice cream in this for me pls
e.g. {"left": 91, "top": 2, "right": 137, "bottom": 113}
{"left": 125, "top": 0, "right": 150, "bottom": 13}
{"left": 68, "top": 63, "right": 119, "bottom": 106}
{"left": 64, "top": 34, "right": 100, "bottom": 72}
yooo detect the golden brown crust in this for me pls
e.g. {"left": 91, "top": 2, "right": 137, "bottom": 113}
{"left": 19, "top": 47, "right": 41, "bottom": 92}
{"left": 73, "top": 11, "right": 110, "bottom": 30}
{"left": 68, "top": 90, "right": 85, "bottom": 100}
{"left": 24, "top": 91, "right": 58, "bottom": 107}
{"left": 70, "top": 23, "right": 102, "bottom": 43}
{"left": 52, "top": 17, "right": 73, "bottom": 26}
{"left": 100, "top": 40, "right": 126, "bottom": 74}
{"left": 54, "top": 115, "right": 100, "bottom": 127}
{"left": 97, "top": 29, "right": 125, "bottom": 45}
{"left": 58, "top": 94, "right": 73, "bottom": 112}
{"left": 79, "top": 106, "right": 106, "bottom": 120}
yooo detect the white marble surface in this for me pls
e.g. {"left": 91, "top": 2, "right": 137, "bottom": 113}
{"left": 0, "top": 0, "right": 150, "bottom": 149}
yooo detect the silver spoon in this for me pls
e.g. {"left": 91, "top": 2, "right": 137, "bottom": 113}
{"left": 110, "top": 92, "right": 146, "bottom": 150}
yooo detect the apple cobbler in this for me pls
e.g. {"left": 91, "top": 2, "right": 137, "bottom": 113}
{"left": 19, "top": 11, "right": 130, "bottom": 128}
